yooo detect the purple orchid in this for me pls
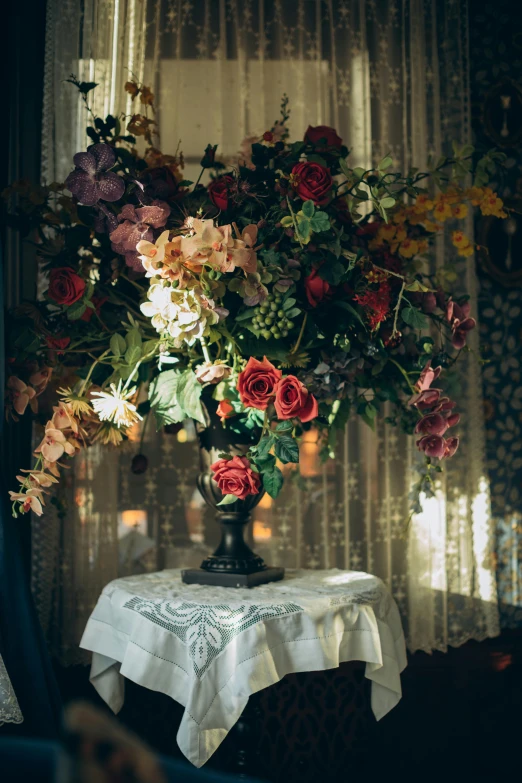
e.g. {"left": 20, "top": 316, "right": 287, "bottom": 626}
{"left": 65, "top": 143, "right": 125, "bottom": 206}
{"left": 109, "top": 201, "right": 171, "bottom": 270}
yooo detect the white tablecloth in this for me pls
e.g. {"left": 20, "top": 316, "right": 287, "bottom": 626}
{"left": 80, "top": 568, "right": 407, "bottom": 767}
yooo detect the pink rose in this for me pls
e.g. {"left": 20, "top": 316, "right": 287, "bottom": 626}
{"left": 237, "top": 356, "right": 282, "bottom": 410}
{"left": 210, "top": 455, "right": 261, "bottom": 500}
{"left": 274, "top": 376, "right": 318, "bottom": 423}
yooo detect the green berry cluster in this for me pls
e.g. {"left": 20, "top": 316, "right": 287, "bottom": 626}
{"left": 251, "top": 293, "right": 295, "bottom": 340}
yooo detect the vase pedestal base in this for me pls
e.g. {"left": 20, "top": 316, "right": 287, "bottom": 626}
{"left": 181, "top": 566, "right": 285, "bottom": 588}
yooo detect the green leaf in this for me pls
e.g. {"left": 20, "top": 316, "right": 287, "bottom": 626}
{"left": 280, "top": 216, "right": 293, "bottom": 228}
{"left": 149, "top": 369, "right": 184, "bottom": 427}
{"left": 235, "top": 308, "right": 255, "bottom": 322}
{"left": 297, "top": 219, "right": 311, "bottom": 242}
{"left": 285, "top": 307, "right": 301, "bottom": 319}
{"left": 126, "top": 328, "right": 142, "bottom": 349}
{"left": 334, "top": 300, "right": 365, "bottom": 326}
{"left": 310, "top": 212, "right": 330, "bottom": 233}
{"left": 283, "top": 297, "right": 297, "bottom": 311}
{"left": 401, "top": 306, "right": 428, "bottom": 330}
{"left": 275, "top": 436, "right": 299, "bottom": 464}
{"left": 380, "top": 196, "right": 396, "bottom": 208}
{"left": 275, "top": 420, "right": 293, "bottom": 432}
{"left": 124, "top": 345, "right": 142, "bottom": 365}
{"left": 352, "top": 166, "right": 366, "bottom": 179}
{"left": 256, "top": 435, "right": 275, "bottom": 460}
{"left": 378, "top": 156, "right": 393, "bottom": 171}
{"left": 301, "top": 200, "right": 315, "bottom": 218}
{"left": 329, "top": 397, "right": 351, "bottom": 429}
{"left": 261, "top": 463, "right": 284, "bottom": 499}
{"left": 177, "top": 369, "right": 206, "bottom": 424}
{"left": 110, "top": 333, "right": 126, "bottom": 357}
{"left": 217, "top": 494, "right": 238, "bottom": 506}
{"left": 66, "top": 301, "right": 86, "bottom": 320}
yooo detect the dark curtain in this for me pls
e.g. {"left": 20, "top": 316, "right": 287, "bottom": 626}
{"left": 0, "top": 0, "right": 62, "bottom": 737}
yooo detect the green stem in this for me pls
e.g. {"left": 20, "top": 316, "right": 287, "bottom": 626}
{"left": 79, "top": 350, "right": 110, "bottom": 396}
{"left": 388, "top": 358, "right": 416, "bottom": 393}
{"left": 287, "top": 199, "right": 304, "bottom": 249}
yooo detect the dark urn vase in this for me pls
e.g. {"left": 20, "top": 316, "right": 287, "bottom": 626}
{"left": 181, "top": 400, "right": 284, "bottom": 588}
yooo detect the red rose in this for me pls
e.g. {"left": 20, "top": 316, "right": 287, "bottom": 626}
{"left": 274, "top": 376, "right": 318, "bottom": 423}
{"left": 304, "top": 125, "right": 343, "bottom": 149}
{"left": 291, "top": 162, "right": 332, "bottom": 206}
{"left": 45, "top": 336, "right": 71, "bottom": 354}
{"left": 208, "top": 175, "right": 235, "bottom": 211}
{"left": 211, "top": 455, "right": 262, "bottom": 500}
{"left": 48, "top": 268, "right": 86, "bottom": 305}
{"left": 305, "top": 268, "right": 330, "bottom": 308}
{"left": 216, "top": 398, "right": 235, "bottom": 423}
{"left": 237, "top": 356, "right": 282, "bottom": 410}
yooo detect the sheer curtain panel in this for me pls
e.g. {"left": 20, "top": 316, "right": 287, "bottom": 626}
{"left": 36, "top": 0, "right": 499, "bottom": 663}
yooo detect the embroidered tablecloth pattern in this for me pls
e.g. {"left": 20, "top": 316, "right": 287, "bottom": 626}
{"left": 80, "top": 568, "right": 406, "bottom": 767}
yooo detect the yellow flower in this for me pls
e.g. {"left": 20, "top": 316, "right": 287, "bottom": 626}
{"left": 432, "top": 200, "right": 452, "bottom": 222}
{"left": 458, "top": 244, "right": 474, "bottom": 257}
{"left": 466, "top": 186, "right": 485, "bottom": 206}
{"left": 413, "top": 194, "right": 434, "bottom": 213}
{"left": 93, "top": 422, "right": 125, "bottom": 446}
{"left": 480, "top": 193, "right": 507, "bottom": 218}
{"left": 398, "top": 238, "right": 419, "bottom": 258}
{"left": 378, "top": 223, "right": 397, "bottom": 242}
{"left": 417, "top": 239, "right": 429, "bottom": 254}
{"left": 452, "top": 203, "right": 468, "bottom": 219}
{"left": 451, "top": 230, "right": 471, "bottom": 250}
{"left": 424, "top": 219, "right": 442, "bottom": 233}
{"left": 57, "top": 387, "right": 93, "bottom": 417}
{"left": 392, "top": 209, "right": 407, "bottom": 224}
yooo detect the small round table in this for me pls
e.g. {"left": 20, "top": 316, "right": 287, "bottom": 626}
{"left": 80, "top": 568, "right": 406, "bottom": 768}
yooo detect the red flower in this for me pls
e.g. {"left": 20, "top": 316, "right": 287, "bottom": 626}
{"left": 237, "top": 356, "right": 282, "bottom": 410}
{"left": 305, "top": 268, "right": 330, "bottom": 307}
{"left": 48, "top": 268, "right": 86, "bottom": 306}
{"left": 291, "top": 162, "right": 332, "bottom": 206}
{"left": 211, "top": 455, "right": 261, "bottom": 500}
{"left": 80, "top": 295, "right": 108, "bottom": 323}
{"left": 274, "top": 376, "right": 318, "bottom": 423}
{"left": 354, "top": 280, "right": 391, "bottom": 330}
{"left": 208, "top": 175, "right": 235, "bottom": 211}
{"left": 263, "top": 131, "right": 274, "bottom": 142}
{"left": 216, "top": 398, "right": 235, "bottom": 423}
{"left": 304, "top": 125, "right": 343, "bottom": 149}
{"left": 45, "top": 336, "right": 71, "bottom": 354}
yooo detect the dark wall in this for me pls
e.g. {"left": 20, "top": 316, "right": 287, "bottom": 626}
{"left": 470, "top": 0, "right": 522, "bottom": 628}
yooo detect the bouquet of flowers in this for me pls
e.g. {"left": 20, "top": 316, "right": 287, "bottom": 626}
{"left": 4, "top": 79, "right": 507, "bottom": 517}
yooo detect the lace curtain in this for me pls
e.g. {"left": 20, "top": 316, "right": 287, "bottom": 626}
{"left": 34, "top": 0, "right": 499, "bottom": 664}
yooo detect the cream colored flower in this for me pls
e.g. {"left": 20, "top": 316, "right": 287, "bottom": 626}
{"left": 7, "top": 376, "right": 37, "bottom": 416}
{"left": 195, "top": 362, "right": 232, "bottom": 384}
{"left": 91, "top": 382, "right": 142, "bottom": 428}
{"left": 35, "top": 425, "right": 76, "bottom": 462}
{"left": 18, "top": 469, "right": 59, "bottom": 488}
{"left": 51, "top": 401, "right": 79, "bottom": 433}
{"left": 137, "top": 230, "right": 170, "bottom": 277}
{"left": 9, "top": 488, "right": 45, "bottom": 516}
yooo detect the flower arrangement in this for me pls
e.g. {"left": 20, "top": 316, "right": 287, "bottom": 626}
{"left": 4, "top": 79, "right": 507, "bottom": 516}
